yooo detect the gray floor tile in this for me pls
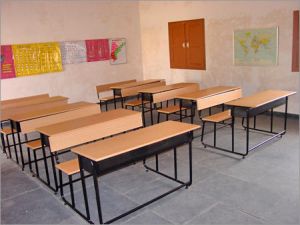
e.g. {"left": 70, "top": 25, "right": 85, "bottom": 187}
{"left": 1, "top": 188, "right": 76, "bottom": 224}
{"left": 123, "top": 210, "right": 174, "bottom": 224}
{"left": 186, "top": 203, "right": 265, "bottom": 224}
{"left": 1, "top": 166, "right": 40, "bottom": 200}
{"left": 152, "top": 188, "right": 218, "bottom": 224}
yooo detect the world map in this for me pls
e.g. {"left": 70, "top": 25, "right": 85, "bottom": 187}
{"left": 234, "top": 27, "right": 278, "bottom": 65}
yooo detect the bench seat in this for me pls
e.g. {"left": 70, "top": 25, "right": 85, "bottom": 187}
{"left": 56, "top": 159, "right": 80, "bottom": 176}
{"left": 26, "top": 140, "right": 42, "bottom": 150}
{"left": 157, "top": 105, "right": 187, "bottom": 114}
{"left": 202, "top": 110, "right": 231, "bottom": 123}
{"left": 125, "top": 99, "right": 149, "bottom": 107}
{"left": 0, "top": 127, "right": 17, "bottom": 135}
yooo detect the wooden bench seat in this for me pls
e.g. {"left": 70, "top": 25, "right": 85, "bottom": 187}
{"left": 125, "top": 99, "right": 149, "bottom": 107}
{"left": 99, "top": 95, "right": 121, "bottom": 101}
{"left": 202, "top": 110, "right": 231, "bottom": 123}
{"left": 56, "top": 159, "right": 80, "bottom": 176}
{"left": 157, "top": 105, "right": 187, "bottom": 114}
{"left": 25, "top": 140, "right": 42, "bottom": 150}
{"left": 0, "top": 127, "right": 16, "bottom": 135}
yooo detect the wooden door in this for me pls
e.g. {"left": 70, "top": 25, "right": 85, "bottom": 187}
{"left": 168, "top": 21, "right": 187, "bottom": 68}
{"left": 185, "top": 19, "right": 206, "bottom": 70}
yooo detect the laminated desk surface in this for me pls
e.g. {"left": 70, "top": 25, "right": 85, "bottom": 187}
{"left": 72, "top": 121, "right": 200, "bottom": 162}
{"left": 225, "top": 90, "right": 296, "bottom": 108}
{"left": 1, "top": 94, "right": 50, "bottom": 109}
{"left": 36, "top": 109, "right": 140, "bottom": 136}
{"left": 11, "top": 101, "right": 93, "bottom": 122}
{"left": 177, "top": 86, "right": 241, "bottom": 101}
{"left": 110, "top": 79, "right": 163, "bottom": 89}
{"left": 139, "top": 82, "right": 199, "bottom": 94}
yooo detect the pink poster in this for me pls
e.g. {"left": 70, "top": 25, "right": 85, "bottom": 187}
{"left": 85, "top": 39, "right": 110, "bottom": 62}
{"left": 1, "top": 45, "right": 16, "bottom": 79}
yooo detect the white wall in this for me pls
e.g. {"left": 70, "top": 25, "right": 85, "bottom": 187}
{"left": 139, "top": 0, "right": 300, "bottom": 114}
{"left": 0, "top": 0, "right": 143, "bottom": 103}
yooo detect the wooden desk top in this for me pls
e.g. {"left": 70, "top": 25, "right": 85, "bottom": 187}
{"left": 177, "top": 86, "right": 241, "bottom": 101}
{"left": 1, "top": 94, "right": 49, "bottom": 108}
{"left": 11, "top": 102, "right": 94, "bottom": 122}
{"left": 2, "top": 96, "right": 67, "bottom": 110}
{"left": 37, "top": 109, "right": 140, "bottom": 136}
{"left": 225, "top": 90, "right": 296, "bottom": 108}
{"left": 72, "top": 121, "right": 200, "bottom": 162}
{"left": 139, "top": 83, "right": 199, "bottom": 94}
{"left": 110, "top": 79, "right": 163, "bottom": 89}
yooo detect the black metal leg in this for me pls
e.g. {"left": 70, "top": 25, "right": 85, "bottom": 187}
{"left": 201, "top": 121, "right": 206, "bottom": 142}
{"left": 231, "top": 115, "right": 235, "bottom": 153}
{"left": 213, "top": 123, "right": 217, "bottom": 147}
{"left": 41, "top": 144, "right": 50, "bottom": 185}
{"left": 50, "top": 152, "right": 59, "bottom": 193}
{"left": 17, "top": 132, "right": 25, "bottom": 170}
{"left": 188, "top": 141, "right": 193, "bottom": 186}
{"left": 1, "top": 133, "right": 6, "bottom": 154}
{"left": 59, "top": 170, "right": 64, "bottom": 198}
{"left": 246, "top": 112, "right": 250, "bottom": 158}
{"left": 173, "top": 147, "right": 177, "bottom": 180}
{"left": 155, "top": 154, "right": 159, "bottom": 171}
{"left": 253, "top": 116, "right": 257, "bottom": 129}
{"left": 150, "top": 103, "right": 154, "bottom": 125}
{"left": 141, "top": 94, "right": 146, "bottom": 127}
{"left": 80, "top": 168, "right": 90, "bottom": 220}
{"left": 33, "top": 150, "right": 39, "bottom": 177}
{"left": 25, "top": 134, "right": 32, "bottom": 172}
{"left": 166, "top": 114, "right": 169, "bottom": 121}
{"left": 105, "top": 102, "right": 108, "bottom": 111}
{"left": 284, "top": 97, "right": 288, "bottom": 131}
{"left": 270, "top": 108, "right": 273, "bottom": 133}
{"left": 180, "top": 99, "right": 183, "bottom": 122}
{"left": 209, "top": 107, "right": 212, "bottom": 116}
{"left": 222, "top": 104, "right": 225, "bottom": 111}
{"left": 27, "top": 148, "right": 32, "bottom": 172}
{"left": 121, "top": 97, "right": 124, "bottom": 108}
{"left": 11, "top": 131, "right": 19, "bottom": 164}
{"left": 69, "top": 175, "right": 75, "bottom": 207}
{"left": 93, "top": 172, "right": 103, "bottom": 224}
{"left": 5, "top": 135, "right": 12, "bottom": 158}
{"left": 157, "top": 112, "right": 160, "bottom": 123}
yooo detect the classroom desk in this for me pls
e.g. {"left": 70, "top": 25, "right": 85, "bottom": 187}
{"left": 1, "top": 96, "right": 69, "bottom": 122}
{"left": 218, "top": 89, "right": 297, "bottom": 157}
{"left": 1, "top": 93, "right": 50, "bottom": 110}
{"left": 8, "top": 102, "right": 97, "bottom": 170}
{"left": 111, "top": 79, "right": 166, "bottom": 107}
{"left": 36, "top": 109, "right": 143, "bottom": 193}
{"left": 72, "top": 121, "right": 199, "bottom": 224}
{"left": 176, "top": 86, "right": 242, "bottom": 123}
{"left": 139, "top": 83, "right": 200, "bottom": 125}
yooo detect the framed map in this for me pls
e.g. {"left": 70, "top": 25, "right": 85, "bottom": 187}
{"left": 234, "top": 27, "right": 278, "bottom": 66}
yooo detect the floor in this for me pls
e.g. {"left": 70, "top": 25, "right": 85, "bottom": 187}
{"left": 1, "top": 107, "right": 299, "bottom": 224}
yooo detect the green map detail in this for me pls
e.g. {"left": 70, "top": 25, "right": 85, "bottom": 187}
{"left": 114, "top": 43, "right": 125, "bottom": 58}
{"left": 238, "top": 33, "right": 271, "bottom": 55}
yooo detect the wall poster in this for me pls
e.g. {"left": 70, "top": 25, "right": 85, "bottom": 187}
{"left": 12, "top": 42, "right": 63, "bottom": 77}
{"left": 60, "top": 41, "right": 87, "bottom": 64}
{"left": 110, "top": 38, "right": 126, "bottom": 65}
{"left": 234, "top": 27, "right": 278, "bottom": 66}
{"left": 85, "top": 39, "right": 110, "bottom": 62}
{"left": 1, "top": 45, "right": 16, "bottom": 79}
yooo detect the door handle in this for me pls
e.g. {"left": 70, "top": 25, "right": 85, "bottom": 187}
{"left": 182, "top": 42, "right": 186, "bottom": 48}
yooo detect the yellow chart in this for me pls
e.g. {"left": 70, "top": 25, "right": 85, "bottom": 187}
{"left": 12, "top": 42, "right": 63, "bottom": 77}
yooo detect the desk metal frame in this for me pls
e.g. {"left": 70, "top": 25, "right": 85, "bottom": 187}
{"left": 77, "top": 131, "right": 194, "bottom": 224}
{"left": 202, "top": 96, "right": 289, "bottom": 158}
